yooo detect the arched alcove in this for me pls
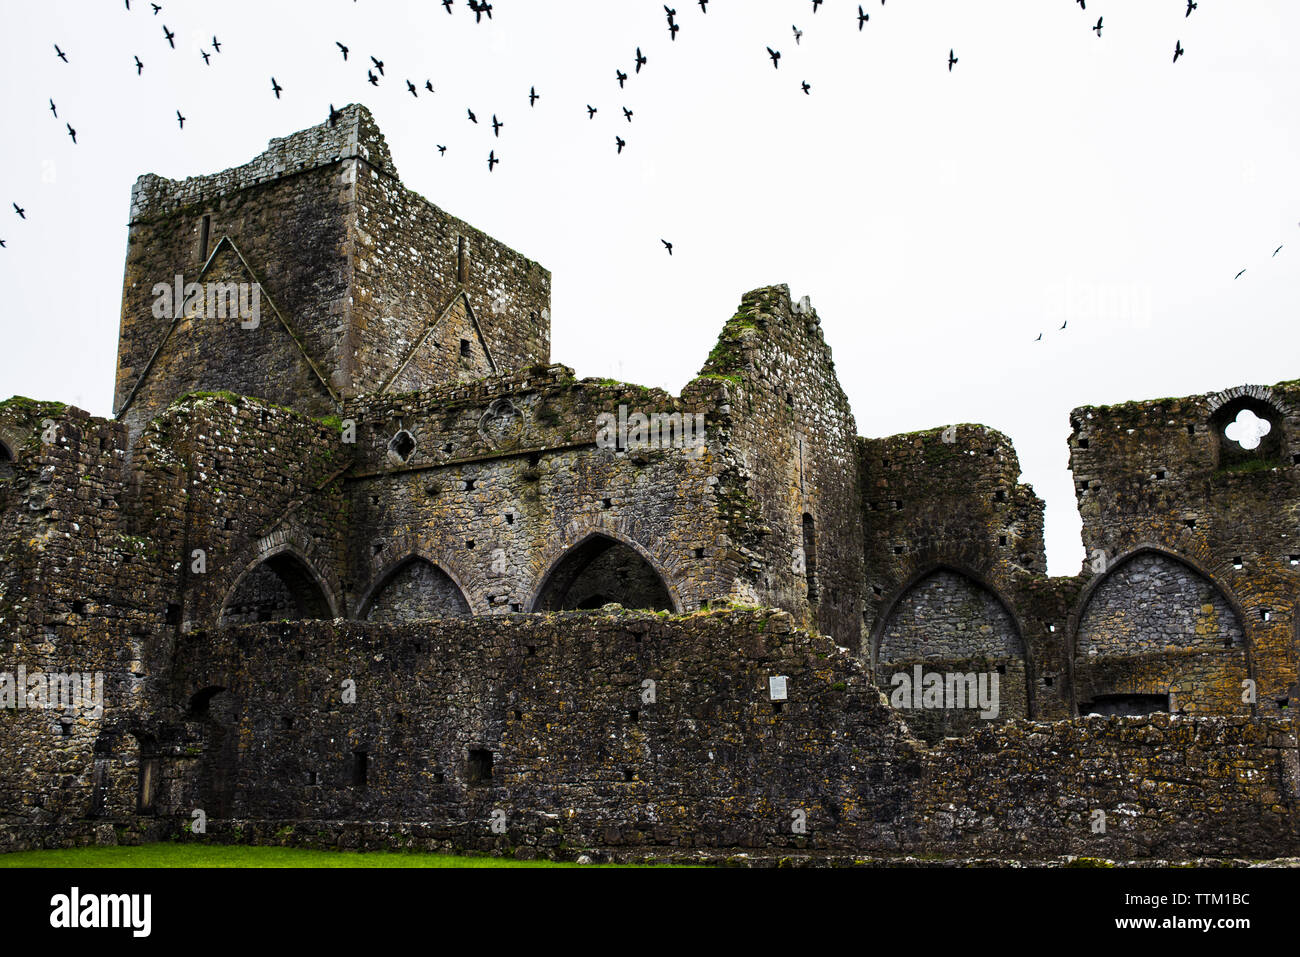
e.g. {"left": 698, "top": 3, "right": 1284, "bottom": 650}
{"left": 532, "top": 535, "right": 676, "bottom": 612}
{"left": 219, "top": 551, "right": 333, "bottom": 626}
{"left": 363, "top": 557, "right": 471, "bottom": 621}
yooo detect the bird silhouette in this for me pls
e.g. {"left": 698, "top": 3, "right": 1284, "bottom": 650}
{"left": 1076, "top": 0, "right": 1085, "bottom": 8}
{"left": 802, "top": 80, "right": 811, "bottom": 94}
{"left": 201, "top": 49, "right": 210, "bottom": 65}
{"left": 134, "top": 56, "right": 144, "bottom": 74}
{"left": 212, "top": 35, "right": 221, "bottom": 53}
{"left": 151, "top": 2, "right": 161, "bottom": 12}
{"left": 407, "top": 80, "right": 418, "bottom": 97}
{"left": 368, "top": 70, "right": 379, "bottom": 86}
{"left": 437, "top": 144, "right": 447, "bottom": 156}
{"left": 426, "top": 80, "right": 435, "bottom": 92}
{"left": 1060, "top": 320, "right": 1068, "bottom": 330}
{"left": 0, "top": 239, "right": 6, "bottom": 248}
{"left": 337, "top": 42, "right": 349, "bottom": 60}
{"left": 1235, "top": 269, "right": 1246, "bottom": 279}
{"left": 1035, "top": 333, "right": 1042, "bottom": 341}
{"left": 492, "top": 114, "right": 504, "bottom": 136}
{"left": 12, "top": 203, "right": 26, "bottom": 219}
{"left": 1093, "top": 17, "right": 1103, "bottom": 37}
{"left": 616, "top": 136, "right": 626, "bottom": 154}
{"left": 176, "top": 109, "right": 185, "bottom": 129}
{"left": 698, "top": 0, "right": 707, "bottom": 9}
{"left": 623, "top": 107, "right": 633, "bottom": 122}
{"left": 812, "top": 0, "right": 822, "bottom": 11}
{"left": 443, "top": 0, "right": 453, "bottom": 11}
{"left": 1186, "top": 0, "right": 1197, "bottom": 16}
{"left": 529, "top": 86, "right": 540, "bottom": 107}
{"left": 767, "top": 46, "right": 781, "bottom": 68}
{"left": 662, "top": 239, "right": 673, "bottom": 255}
{"left": 616, "top": 69, "right": 627, "bottom": 88}
{"left": 587, "top": 104, "right": 598, "bottom": 119}
{"left": 1274, "top": 245, "right": 1284, "bottom": 257}
{"left": 468, "top": 108, "right": 478, "bottom": 123}
{"left": 793, "top": 26, "right": 802, "bottom": 44}
{"left": 669, "top": 22, "right": 679, "bottom": 41}
{"left": 635, "top": 47, "right": 647, "bottom": 72}
{"left": 162, "top": 25, "right": 175, "bottom": 48}
{"left": 66, "top": 123, "right": 77, "bottom": 144}
{"left": 54, "top": 44, "right": 68, "bottom": 63}
{"left": 49, "top": 99, "right": 57, "bottom": 118}
{"left": 371, "top": 56, "right": 384, "bottom": 75}
{"left": 271, "top": 77, "right": 283, "bottom": 99}
{"left": 1173, "top": 40, "right": 1184, "bottom": 63}
{"left": 948, "top": 49, "right": 958, "bottom": 71}
{"left": 487, "top": 150, "right": 499, "bottom": 171}
{"left": 858, "top": 6, "right": 869, "bottom": 29}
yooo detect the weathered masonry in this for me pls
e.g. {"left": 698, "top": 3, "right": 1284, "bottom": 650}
{"left": 2, "top": 106, "right": 1299, "bottom": 860}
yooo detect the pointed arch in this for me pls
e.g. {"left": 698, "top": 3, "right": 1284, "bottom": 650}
{"left": 1069, "top": 546, "right": 1252, "bottom": 715}
{"left": 530, "top": 533, "right": 680, "bottom": 613}
{"left": 218, "top": 546, "right": 338, "bottom": 627}
{"left": 358, "top": 555, "right": 472, "bottom": 621}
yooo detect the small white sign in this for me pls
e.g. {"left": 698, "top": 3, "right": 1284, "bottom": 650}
{"left": 769, "top": 676, "right": 788, "bottom": 701}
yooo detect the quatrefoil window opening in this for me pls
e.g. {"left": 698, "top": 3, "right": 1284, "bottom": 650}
{"left": 1223, "top": 409, "right": 1272, "bottom": 451}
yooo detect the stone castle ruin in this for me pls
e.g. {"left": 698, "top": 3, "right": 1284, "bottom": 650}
{"left": 2, "top": 105, "right": 1297, "bottom": 862}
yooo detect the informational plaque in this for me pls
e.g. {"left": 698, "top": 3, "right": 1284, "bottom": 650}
{"left": 769, "top": 676, "right": 788, "bottom": 701}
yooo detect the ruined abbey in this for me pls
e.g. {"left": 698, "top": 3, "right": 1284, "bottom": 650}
{"left": 2, "top": 105, "right": 1297, "bottom": 862}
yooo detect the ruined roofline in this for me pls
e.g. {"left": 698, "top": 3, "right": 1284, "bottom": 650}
{"left": 1069, "top": 378, "right": 1300, "bottom": 421}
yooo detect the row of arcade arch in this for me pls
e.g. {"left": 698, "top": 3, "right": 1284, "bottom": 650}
{"left": 216, "top": 532, "right": 678, "bottom": 627}
{"left": 872, "top": 546, "right": 1255, "bottom": 721}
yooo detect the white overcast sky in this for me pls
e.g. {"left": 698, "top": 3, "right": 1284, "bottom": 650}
{"left": 1, "top": 0, "right": 1297, "bottom": 574}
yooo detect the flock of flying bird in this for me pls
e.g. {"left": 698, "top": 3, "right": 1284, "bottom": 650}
{"left": 2, "top": 0, "right": 1294, "bottom": 294}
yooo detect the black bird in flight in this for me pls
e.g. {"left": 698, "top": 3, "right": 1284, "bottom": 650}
{"left": 134, "top": 56, "right": 144, "bottom": 74}
{"left": 616, "top": 136, "right": 626, "bottom": 154}
{"left": 337, "top": 42, "right": 349, "bottom": 60}
{"left": 587, "top": 104, "right": 598, "bottom": 119}
{"left": 1093, "top": 17, "right": 1103, "bottom": 37}
{"left": 467, "top": 108, "right": 478, "bottom": 123}
{"left": 616, "top": 69, "right": 628, "bottom": 88}
{"left": 623, "top": 107, "right": 633, "bottom": 122}
{"left": 54, "top": 44, "right": 68, "bottom": 63}
{"left": 767, "top": 46, "right": 781, "bottom": 68}
{"left": 49, "top": 99, "right": 57, "bottom": 118}
{"left": 66, "top": 123, "right": 77, "bottom": 144}
{"left": 13, "top": 203, "right": 26, "bottom": 219}
{"left": 271, "top": 77, "right": 283, "bottom": 99}
{"left": 426, "top": 80, "right": 435, "bottom": 92}
{"left": 698, "top": 0, "right": 707, "bottom": 10}
{"left": 371, "top": 56, "right": 384, "bottom": 75}
{"left": 1186, "top": 1, "right": 1197, "bottom": 16}
{"left": 948, "top": 48, "right": 958, "bottom": 71}
{"left": 1035, "top": 333, "right": 1043, "bottom": 342}
{"left": 437, "top": 144, "right": 447, "bottom": 156}
{"left": 212, "top": 35, "right": 221, "bottom": 53}
{"left": 407, "top": 80, "right": 418, "bottom": 97}
{"left": 812, "top": 0, "right": 822, "bottom": 11}
{"left": 1076, "top": 0, "right": 1085, "bottom": 8}
{"left": 1274, "top": 245, "right": 1284, "bottom": 257}
{"left": 151, "top": 2, "right": 161, "bottom": 12}
{"left": 858, "top": 6, "right": 869, "bottom": 29}
{"left": 443, "top": 0, "right": 453, "bottom": 12}
{"left": 487, "top": 149, "right": 499, "bottom": 171}
{"left": 662, "top": 239, "right": 673, "bottom": 255}
{"left": 802, "top": 80, "right": 811, "bottom": 94}
{"left": 665, "top": 4, "right": 676, "bottom": 20}
{"left": 176, "top": 109, "right": 185, "bottom": 129}
{"left": 635, "top": 47, "right": 647, "bottom": 72}
{"left": 1235, "top": 269, "right": 1246, "bottom": 279}
{"left": 793, "top": 26, "right": 802, "bottom": 44}
{"left": 0, "top": 239, "right": 6, "bottom": 248}
{"left": 201, "top": 49, "right": 210, "bottom": 65}
{"left": 1173, "top": 40, "right": 1184, "bottom": 63}
{"left": 367, "top": 70, "right": 379, "bottom": 86}
{"left": 529, "top": 86, "right": 540, "bottom": 106}
{"left": 1060, "top": 320, "right": 1068, "bottom": 330}
{"left": 162, "top": 25, "right": 175, "bottom": 48}
{"left": 492, "top": 114, "right": 504, "bottom": 136}
{"left": 669, "top": 21, "right": 679, "bottom": 41}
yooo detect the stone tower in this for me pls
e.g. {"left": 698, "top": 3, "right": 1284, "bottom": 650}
{"left": 113, "top": 104, "right": 552, "bottom": 440}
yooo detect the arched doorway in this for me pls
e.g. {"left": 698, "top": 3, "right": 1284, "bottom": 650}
{"left": 532, "top": 535, "right": 676, "bottom": 612}
{"left": 219, "top": 551, "right": 333, "bottom": 626}
{"left": 363, "top": 557, "right": 471, "bottom": 621}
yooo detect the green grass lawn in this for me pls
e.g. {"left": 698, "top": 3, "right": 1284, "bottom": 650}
{"left": 0, "top": 843, "right": 637, "bottom": 868}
